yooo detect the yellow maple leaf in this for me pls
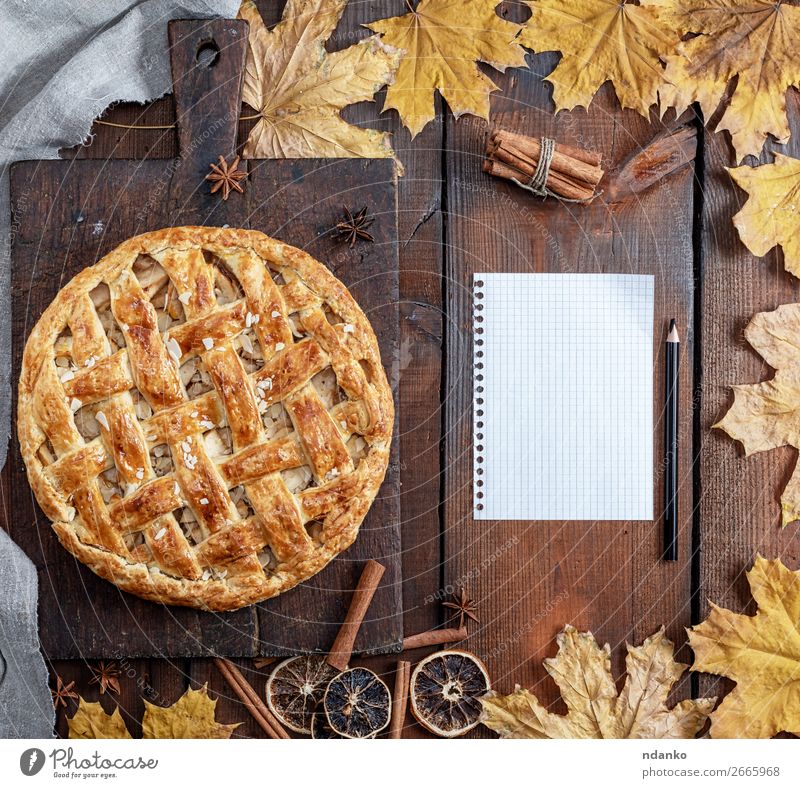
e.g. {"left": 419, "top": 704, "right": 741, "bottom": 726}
{"left": 366, "top": 0, "right": 527, "bottom": 138}
{"left": 68, "top": 685, "right": 238, "bottom": 739}
{"left": 660, "top": 0, "right": 800, "bottom": 161}
{"left": 690, "top": 556, "right": 800, "bottom": 738}
{"left": 729, "top": 154, "right": 800, "bottom": 278}
{"left": 715, "top": 303, "right": 800, "bottom": 526}
{"left": 481, "top": 626, "right": 714, "bottom": 738}
{"left": 68, "top": 701, "right": 133, "bottom": 739}
{"left": 239, "top": 0, "right": 401, "bottom": 163}
{"left": 141, "top": 685, "right": 239, "bottom": 739}
{"left": 518, "top": 0, "right": 679, "bottom": 117}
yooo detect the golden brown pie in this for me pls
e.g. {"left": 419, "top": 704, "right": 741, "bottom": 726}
{"left": 18, "top": 227, "right": 393, "bottom": 611}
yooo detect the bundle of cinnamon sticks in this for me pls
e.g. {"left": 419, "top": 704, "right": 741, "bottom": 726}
{"left": 484, "top": 129, "right": 604, "bottom": 202}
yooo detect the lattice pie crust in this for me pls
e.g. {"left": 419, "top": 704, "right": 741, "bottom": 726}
{"left": 18, "top": 227, "right": 394, "bottom": 611}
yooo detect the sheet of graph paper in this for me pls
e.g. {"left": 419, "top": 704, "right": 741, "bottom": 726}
{"left": 473, "top": 273, "right": 654, "bottom": 521}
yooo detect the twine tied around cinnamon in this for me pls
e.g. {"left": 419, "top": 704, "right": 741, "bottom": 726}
{"left": 511, "top": 137, "right": 598, "bottom": 203}
{"left": 484, "top": 130, "right": 604, "bottom": 204}
{"left": 513, "top": 136, "right": 557, "bottom": 197}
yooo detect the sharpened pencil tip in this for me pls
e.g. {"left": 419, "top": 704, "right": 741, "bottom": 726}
{"left": 667, "top": 319, "right": 680, "bottom": 343}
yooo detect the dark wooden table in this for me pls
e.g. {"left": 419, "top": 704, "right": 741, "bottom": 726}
{"left": 24, "top": 0, "right": 800, "bottom": 737}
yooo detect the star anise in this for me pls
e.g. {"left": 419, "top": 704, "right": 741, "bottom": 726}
{"left": 51, "top": 675, "right": 79, "bottom": 709}
{"left": 334, "top": 206, "right": 375, "bottom": 247}
{"left": 90, "top": 660, "right": 121, "bottom": 695}
{"left": 443, "top": 588, "right": 480, "bottom": 630}
{"left": 205, "top": 154, "right": 247, "bottom": 201}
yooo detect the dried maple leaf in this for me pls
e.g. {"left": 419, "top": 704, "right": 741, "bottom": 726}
{"left": 239, "top": 0, "right": 401, "bottom": 165}
{"left": 518, "top": 0, "right": 679, "bottom": 117}
{"left": 68, "top": 701, "right": 132, "bottom": 739}
{"left": 366, "top": 0, "right": 526, "bottom": 138}
{"left": 68, "top": 685, "right": 238, "bottom": 739}
{"left": 660, "top": 0, "right": 800, "bottom": 161}
{"left": 715, "top": 303, "right": 800, "bottom": 526}
{"left": 729, "top": 154, "right": 800, "bottom": 278}
{"left": 689, "top": 556, "right": 800, "bottom": 738}
{"left": 481, "top": 626, "right": 714, "bottom": 738}
{"left": 141, "top": 685, "right": 239, "bottom": 739}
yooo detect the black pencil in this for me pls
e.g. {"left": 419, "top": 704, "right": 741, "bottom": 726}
{"left": 663, "top": 319, "right": 680, "bottom": 561}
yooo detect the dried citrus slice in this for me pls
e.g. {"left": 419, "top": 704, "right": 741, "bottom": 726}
{"left": 311, "top": 702, "right": 341, "bottom": 739}
{"left": 266, "top": 655, "right": 339, "bottom": 735}
{"left": 409, "top": 649, "right": 490, "bottom": 737}
{"left": 323, "top": 667, "right": 391, "bottom": 738}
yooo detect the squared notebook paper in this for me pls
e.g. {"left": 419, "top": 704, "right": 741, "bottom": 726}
{"left": 473, "top": 273, "right": 654, "bottom": 521}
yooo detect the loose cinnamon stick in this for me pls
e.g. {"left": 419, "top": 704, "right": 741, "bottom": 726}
{"left": 389, "top": 660, "right": 412, "bottom": 739}
{"left": 482, "top": 159, "right": 591, "bottom": 202}
{"left": 402, "top": 626, "right": 468, "bottom": 651}
{"left": 214, "top": 657, "right": 291, "bottom": 739}
{"left": 605, "top": 124, "right": 696, "bottom": 202}
{"left": 326, "top": 559, "right": 386, "bottom": 671}
{"left": 490, "top": 132, "right": 603, "bottom": 187}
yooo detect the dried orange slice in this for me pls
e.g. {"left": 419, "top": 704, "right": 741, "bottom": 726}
{"left": 266, "top": 655, "right": 339, "bottom": 735}
{"left": 311, "top": 702, "right": 341, "bottom": 739}
{"left": 409, "top": 649, "right": 490, "bottom": 737}
{"left": 323, "top": 667, "right": 391, "bottom": 738}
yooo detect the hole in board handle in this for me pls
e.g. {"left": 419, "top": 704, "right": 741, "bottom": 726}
{"left": 196, "top": 40, "right": 221, "bottom": 68}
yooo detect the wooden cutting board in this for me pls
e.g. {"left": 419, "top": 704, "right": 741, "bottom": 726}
{"left": 7, "top": 19, "right": 401, "bottom": 659}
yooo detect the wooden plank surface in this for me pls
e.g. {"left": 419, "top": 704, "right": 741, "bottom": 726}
{"left": 443, "top": 47, "right": 698, "bottom": 716}
{"left": 8, "top": 17, "right": 402, "bottom": 659}
{"left": 696, "top": 91, "right": 800, "bottom": 701}
{"left": 34, "top": 0, "right": 800, "bottom": 738}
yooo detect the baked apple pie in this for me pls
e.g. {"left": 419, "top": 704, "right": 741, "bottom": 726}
{"left": 18, "top": 227, "right": 393, "bottom": 611}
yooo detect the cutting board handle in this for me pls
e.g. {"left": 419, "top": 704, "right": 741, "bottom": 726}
{"left": 167, "top": 19, "right": 248, "bottom": 197}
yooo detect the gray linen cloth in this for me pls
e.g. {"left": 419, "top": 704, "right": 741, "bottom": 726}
{"left": 0, "top": 0, "right": 240, "bottom": 738}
